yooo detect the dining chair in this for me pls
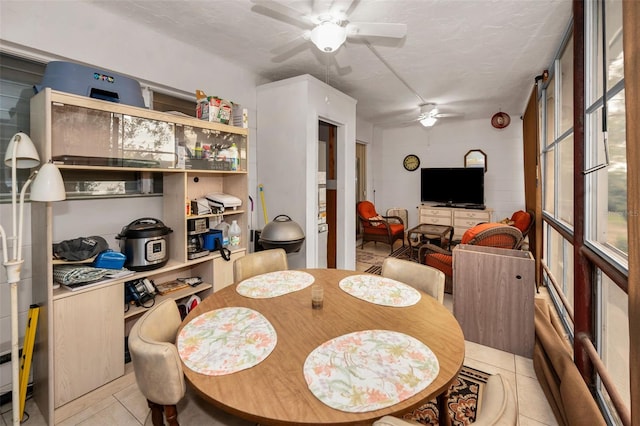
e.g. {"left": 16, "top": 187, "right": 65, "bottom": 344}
{"left": 380, "top": 257, "right": 445, "bottom": 304}
{"left": 233, "top": 248, "right": 288, "bottom": 282}
{"left": 373, "top": 373, "right": 517, "bottom": 426}
{"left": 128, "top": 299, "right": 185, "bottom": 426}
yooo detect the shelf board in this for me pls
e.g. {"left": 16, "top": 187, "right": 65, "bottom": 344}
{"left": 124, "top": 282, "right": 212, "bottom": 320}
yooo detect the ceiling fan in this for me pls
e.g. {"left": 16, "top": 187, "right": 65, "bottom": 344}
{"left": 251, "top": 0, "right": 407, "bottom": 53}
{"left": 414, "top": 104, "right": 463, "bottom": 127}
{"left": 379, "top": 103, "right": 464, "bottom": 128}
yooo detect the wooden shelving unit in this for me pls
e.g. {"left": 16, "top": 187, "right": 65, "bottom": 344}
{"left": 29, "top": 88, "right": 249, "bottom": 424}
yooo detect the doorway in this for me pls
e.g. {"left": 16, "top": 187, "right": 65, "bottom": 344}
{"left": 319, "top": 121, "right": 337, "bottom": 268}
{"left": 356, "top": 141, "right": 367, "bottom": 238}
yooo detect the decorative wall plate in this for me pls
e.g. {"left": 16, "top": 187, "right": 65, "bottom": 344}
{"left": 491, "top": 112, "right": 511, "bottom": 129}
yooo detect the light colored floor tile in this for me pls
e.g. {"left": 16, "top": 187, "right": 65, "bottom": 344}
{"left": 1, "top": 398, "right": 45, "bottom": 426}
{"left": 519, "top": 414, "right": 554, "bottom": 425}
{"left": 57, "top": 395, "right": 122, "bottom": 426}
{"left": 516, "top": 374, "right": 558, "bottom": 426}
{"left": 114, "top": 383, "right": 149, "bottom": 424}
{"left": 464, "top": 340, "right": 516, "bottom": 372}
{"left": 141, "top": 388, "right": 254, "bottom": 426}
{"left": 74, "top": 400, "right": 141, "bottom": 426}
{"left": 515, "top": 355, "right": 537, "bottom": 379}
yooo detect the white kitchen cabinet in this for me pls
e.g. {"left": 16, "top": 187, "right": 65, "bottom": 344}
{"left": 256, "top": 75, "right": 357, "bottom": 270}
{"left": 29, "top": 89, "right": 248, "bottom": 424}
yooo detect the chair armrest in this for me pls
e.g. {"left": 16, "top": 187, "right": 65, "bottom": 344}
{"left": 382, "top": 215, "right": 403, "bottom": 225}
{"left": 418, "top": 243, "right": 451, "bottom": 263}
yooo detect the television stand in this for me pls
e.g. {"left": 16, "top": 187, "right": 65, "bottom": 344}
{"left": 433, "top": 203, "right": 485, "bottom": 210}
{"left": 463, "top": 204, "right": 486, "bottom": 210}
{"left": 419, "top": 205, "right": 494, "bottom": 241}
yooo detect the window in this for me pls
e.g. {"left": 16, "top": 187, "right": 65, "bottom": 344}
{"left": 540, "top": 2, "right": 629, "bottom": 423}
{"left": 0, "top": 53, "right": 45, "bottom": 199}
{"left": 597, "top": 271, "right": 630, "bottom": 423}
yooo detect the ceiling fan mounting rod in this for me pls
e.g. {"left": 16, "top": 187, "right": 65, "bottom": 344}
{"left": 364, "top": 41, "right": 426, "bottom": 105}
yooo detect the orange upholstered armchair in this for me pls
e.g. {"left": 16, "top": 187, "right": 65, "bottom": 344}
{"left": 357, "top": 201, "right": 405, "bottom": 254}
{"left": 501, "top": 209, "right": 534, "bottom": 239}
{"left": 419, "top": 223, "right": 523, "bottom": 293}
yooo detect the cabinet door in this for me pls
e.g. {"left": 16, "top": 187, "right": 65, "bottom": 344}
{"left": 53, "top": 284, "right": 124, "bottom": 407}
{"left": 213, "top": 250, "right": 246, "bottom": 291}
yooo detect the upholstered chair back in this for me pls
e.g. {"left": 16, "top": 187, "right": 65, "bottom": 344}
{"left": 233, "top": 248, "right": 288, "bottom": 282}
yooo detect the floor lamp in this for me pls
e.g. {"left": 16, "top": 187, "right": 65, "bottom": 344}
{"left": 1, "top": 132, "right": 65, "bottom": 426}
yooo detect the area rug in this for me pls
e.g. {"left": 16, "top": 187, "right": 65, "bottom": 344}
{"left": 404, "top": 365, "right": 490, "bottom": 425}
{"left": 360, "top": 245, "right": 413, "bottom": 275}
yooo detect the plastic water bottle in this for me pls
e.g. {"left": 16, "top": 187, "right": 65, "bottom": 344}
{"left": 229, "top": 220, "right": 241, "bottom": 248}
{"left": 215, "top": 221, "right": 230, "bottom": 247}
{"left": 229, "top": 143, "right": 239, "bottom": 171}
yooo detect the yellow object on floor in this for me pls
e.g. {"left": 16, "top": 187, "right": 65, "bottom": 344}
{"left": 20, "top": 305, "right": 39, "bottom": 421}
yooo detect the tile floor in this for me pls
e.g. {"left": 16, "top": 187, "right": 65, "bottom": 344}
{"left": 1, "top": 240, "right": 558, "bottom": 425}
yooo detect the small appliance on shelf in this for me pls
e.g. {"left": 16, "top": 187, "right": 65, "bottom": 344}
{"left": 187, "top": 217, "right": 210, "bottom": 260}
{"left": 206, "top": 192, "right": 242, "bottom": 213}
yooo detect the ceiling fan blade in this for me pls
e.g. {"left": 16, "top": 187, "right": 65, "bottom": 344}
{"left": 271, "top": 36, "right": 311, "bottom": 62}
{"left": 346, "top": 22, "right": 407, "bottom": 39}
{"left": 435, "top": 112, "right": 464, "bottom": 118}
{"left": 251, "top": 0, "right": 316, "bottom": 28}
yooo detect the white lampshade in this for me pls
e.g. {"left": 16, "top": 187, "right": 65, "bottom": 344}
{"left": 310, "top": 21, "right": 347, "bottom": 52}
{"left": 30, "top": 162, "right": 66, "bottom": 201}
{"left": 419, "top": 116, "right": 438, "bottom": 127}
{"left": 4, "top": 132, "right": 40, "bottom": 169}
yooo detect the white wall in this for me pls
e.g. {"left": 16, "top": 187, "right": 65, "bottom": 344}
{"left": 369, "top": 117, "right": 526, "bottom": 229}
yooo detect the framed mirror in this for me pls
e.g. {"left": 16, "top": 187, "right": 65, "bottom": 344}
{"left": 464, "top": 149, "right": 487, "bottom": 172}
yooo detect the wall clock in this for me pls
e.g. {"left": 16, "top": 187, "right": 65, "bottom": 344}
{"left": 403, "top": 154, "right": 420, "bottom": 171}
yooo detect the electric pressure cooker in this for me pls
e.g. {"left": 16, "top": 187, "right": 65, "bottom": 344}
{"left": 116, "top": 218, "right": 173, "bottom": 271}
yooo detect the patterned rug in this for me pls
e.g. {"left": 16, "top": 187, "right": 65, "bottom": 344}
{"left": 404, "top": 365, "right": 489, "bottom": 425}
{"left": 358, "top": 245, "right": 413, "bottom": 275}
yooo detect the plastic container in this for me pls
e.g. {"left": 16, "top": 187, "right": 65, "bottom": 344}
{"left": 229, "top": 220, "right": 241, "bottom": 248}
{"left": 229, "top": 143, "right": 239, "bottom": 171}
{"left": 214, "top": 221, "right": 230, "bottom": 247}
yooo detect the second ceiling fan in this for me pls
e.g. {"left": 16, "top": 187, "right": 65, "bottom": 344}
{"left": 251, "top": 0, "right": 407, "bottom": 53}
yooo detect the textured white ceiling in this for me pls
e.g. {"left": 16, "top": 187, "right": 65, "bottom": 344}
{"left": 88, "top": 0, "right": 572, "bottom": 127}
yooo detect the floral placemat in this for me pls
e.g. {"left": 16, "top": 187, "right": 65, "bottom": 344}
{"left": 303, "top": 330, "right": 439, "bottom": 412}
{"left": 177, "top": 307, "right": 277, "bottom": 375}
{"left": 236, "top": 270, "right": 315, "bottom": 298}
{"left": 339, "top": 274, "right": 421, "bottom": 307}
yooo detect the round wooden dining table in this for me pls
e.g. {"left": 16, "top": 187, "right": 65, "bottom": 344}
{"left": 179, "top": 269, "right": 465, "bottom": 426}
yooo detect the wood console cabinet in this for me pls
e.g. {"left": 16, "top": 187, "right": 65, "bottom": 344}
{"left": 418, "top": 205, "right": 493, "bottom": 240}
{"left": 29, "top": 89, "right": 248, "bottom": 424}
{"left": 452, "top": 244, "right": 535, "bottom": 357}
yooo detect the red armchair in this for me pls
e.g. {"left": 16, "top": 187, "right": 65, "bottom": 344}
{"left": 419, "top": 223, "right": 523, "bottom": 293}
{"left": 502, "top": 209, "right": 534, "bottom": 238}
{"left": 357, "top": 201, "right": 405, "bottom": 254}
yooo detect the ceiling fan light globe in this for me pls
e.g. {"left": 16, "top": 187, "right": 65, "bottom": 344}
{"left": 419, "top": 116, "right": 437, "bottom": 127}
{"left": 310, "top": 21, "right": 347, "bottom": 52}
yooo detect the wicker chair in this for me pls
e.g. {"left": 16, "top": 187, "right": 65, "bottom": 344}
{"left": 357, "top": 201, "right": 405, "bottom": 254}
{"left": 419, "top": 223, "right": 523, "bottom": 293}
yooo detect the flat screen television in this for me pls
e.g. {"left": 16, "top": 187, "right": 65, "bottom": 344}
{"left": 420, "top": 167, "right": 485, "bottom": 208}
